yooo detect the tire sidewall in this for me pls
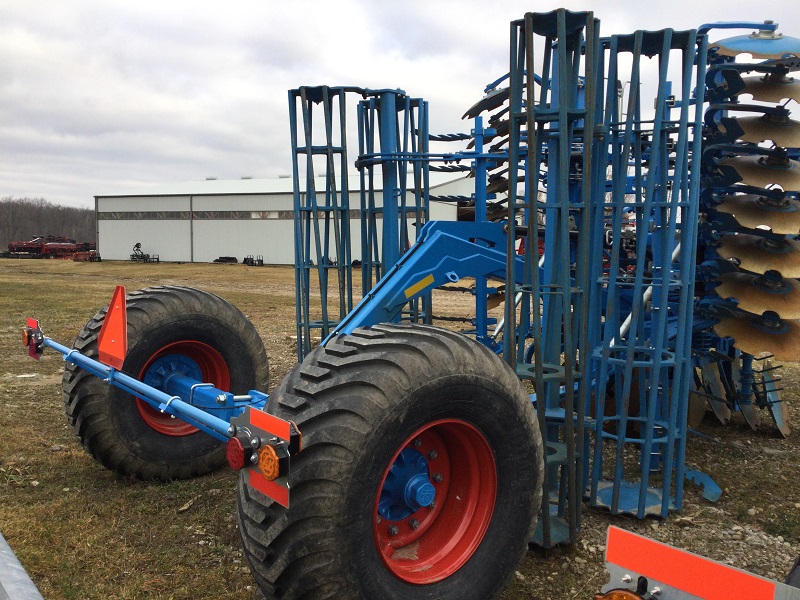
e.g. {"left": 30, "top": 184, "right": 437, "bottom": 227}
{"left": 346, "top": 373, "right": 539, "bottom": 600}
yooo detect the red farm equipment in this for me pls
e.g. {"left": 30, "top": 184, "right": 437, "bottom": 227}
{"left": 18, "top": 10, "right": 800, "bottom": 600}
{"left": 5, "top": 235, "right": 95, "bottom": 259}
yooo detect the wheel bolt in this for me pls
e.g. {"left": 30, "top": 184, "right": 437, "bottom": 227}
{"left": 432, "top": 473, "right": 443, "bottom": 483}
{"left": 413, "top": 438, "right": 422, "bottom": 448}
{"left": 427, "top": 450, "right": 438, "bottom": 459}
{"left": 388, "top": 525, "right": 399, "bottom": 536}
{"left": 409, "top": 519, "right": 420, "bottom": 530}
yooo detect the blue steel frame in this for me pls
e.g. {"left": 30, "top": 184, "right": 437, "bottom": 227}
{"left": 289, "top": 86, "right": 354, "bottom": 361}
{"left": 506, "top": 9, "right": 600, "bottom": 548}
{"left": 586, "top": 29, "right": 707, "bottom": 518}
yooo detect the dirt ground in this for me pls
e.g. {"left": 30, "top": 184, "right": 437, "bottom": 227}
{"left": 1, "top": 259, "right": 799, "bottom": 599}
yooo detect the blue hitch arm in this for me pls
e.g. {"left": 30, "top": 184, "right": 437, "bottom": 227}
{"left": 32, "top": 331, "right": 245, "bottom": 441}
{"left": 330, "top": 220, "right": 525, "bottom": 338}
{"left": 22, "top": 309, "right": 301, "bottom": 507}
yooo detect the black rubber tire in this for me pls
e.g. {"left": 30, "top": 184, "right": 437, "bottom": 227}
{"left": 237, "top": 323, "right": 544, "bottom": 600}
{"left": 787, "top": 555, "right": 800, "bottom": 588}
{"left": 63, "top": 285, "right": 269, "bottom": 481}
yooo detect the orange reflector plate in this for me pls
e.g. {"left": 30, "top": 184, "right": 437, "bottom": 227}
{"left": 249, "top": 407, "right": 291, "bottom": 441}
{"left": 98, "top": 286, "right": 128, "bottom": 370}
{"left": 248, "top": 470, "right": 289, "bottom": 508}
{"left": 605, "top": 526, "right": 776, "bottom": 599}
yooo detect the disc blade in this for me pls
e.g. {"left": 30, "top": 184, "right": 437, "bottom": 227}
{"left": 715, "top": 271, "right": 800, "bottom": 319}
{"left": 720, "top": 155, "right": 800, "bottom": 190}
{"left": 462, "top": 87, "right": 509, "bottom": 120}
{"left": 771, "top": 399, "right": 791, "bottom": 438}
{"left": 712, "top": 32, "right": 800, "bottom": 59}
{"left": 759, "top": 359, "right": 790, "bottom": 437}
{"left": 687, "top": 374, "right": 708, "bottom": 429}
{"left": 713, "top": 317, "right": 800, "bottom": 362}
{"left": 738, "top": 74, "right": 800, "bottom": 103}
{"left": 716, "top": 194, "right": 800, "bottom": 234}
{"left": 717, "top": 233, "right": 800, "bottom": 276}
{"left": 735, "top": 115, "right": 800, "bottom": 147}
{"left": 700, "top": 363, "right": 731, "bottom": 425}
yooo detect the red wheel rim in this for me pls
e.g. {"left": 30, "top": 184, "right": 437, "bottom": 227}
{"left": 136, "top": 341, "right": 230, "bottom": 436}
{"left": 373, "top": 419, "right": 497, "bottom": 584}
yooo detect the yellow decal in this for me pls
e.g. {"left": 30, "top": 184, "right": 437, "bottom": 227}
{"left": 404, "top": 274, "right": 435, "bottom": 299}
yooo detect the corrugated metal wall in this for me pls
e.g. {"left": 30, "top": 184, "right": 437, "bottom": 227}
{"left": 96, "top": 183, "right": 462, "bottom": 264}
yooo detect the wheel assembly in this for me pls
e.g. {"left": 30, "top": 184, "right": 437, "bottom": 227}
{"left": 237, "top": 323, "right": 544, "bottom": 600}
{"left": 63, "top": 285, "right": 269, "bottom": 480}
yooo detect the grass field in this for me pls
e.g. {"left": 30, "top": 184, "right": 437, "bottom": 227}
{"left": 0, "top": 259, "right": 301, "bottom": 600}
{"left": 2, "top": 258, "right": 800, "bottom": 599}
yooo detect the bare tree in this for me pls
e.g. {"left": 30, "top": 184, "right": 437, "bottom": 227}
{"left": 0, "top": 197, "right": 95, "bottom": 249}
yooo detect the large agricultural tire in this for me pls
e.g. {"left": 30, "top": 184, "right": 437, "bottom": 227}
{"left": 63, "top": 285, "right": 269, "bottom": 481}
{"left": 237, "top": 323, "right": 544, "bottom": 600}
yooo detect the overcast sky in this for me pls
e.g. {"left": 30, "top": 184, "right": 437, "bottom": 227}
{"left": 1, "top": 1, "right": 798, "bottom": 208}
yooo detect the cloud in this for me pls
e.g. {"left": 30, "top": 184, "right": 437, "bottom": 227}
{"left": 0, "top": 1, "right": 797, "bottom": 207}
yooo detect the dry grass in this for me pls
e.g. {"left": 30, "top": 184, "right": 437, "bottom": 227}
{"left": 0, "top": 259, "right": 301, "bottom": 600}
{"left": 2, "top": 259, "right": 800, "bottom": 599}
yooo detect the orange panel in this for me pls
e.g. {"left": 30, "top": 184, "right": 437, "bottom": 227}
{"left": 98, "top": 286, "right": 128, "bottom": 370}
{"left": 248, "top": 469, "right": 289, "bottom": 508}
{"left": 250, "top": 408, "right": 292, "bottom": 441}
{"left": 605, "top": 527, "right": 776, "bottom": 599}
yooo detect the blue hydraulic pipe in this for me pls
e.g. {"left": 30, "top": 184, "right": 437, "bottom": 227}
{"left": 380, "top": 91, "right": 401, "bottom": 273}
{"left": 43, "top": 337, "right": 235, "bottom": 441}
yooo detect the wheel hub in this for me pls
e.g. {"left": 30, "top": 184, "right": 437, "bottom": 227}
{"left": 378, "top": 449, "right": 435, "bottom": 520}
{"left": 142, "top": 354, "right": 203, "bottom": 390}
{"left": 373, "top": 419, "right": 496, "bottom": 584}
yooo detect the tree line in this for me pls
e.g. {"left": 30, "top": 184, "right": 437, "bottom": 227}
{"left": 0, "top": 197, "right": 95, "bottom": 248}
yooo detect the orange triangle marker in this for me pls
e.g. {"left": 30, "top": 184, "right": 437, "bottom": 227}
{"left": 98, "top": 286, "right": 128, "bottom": 370}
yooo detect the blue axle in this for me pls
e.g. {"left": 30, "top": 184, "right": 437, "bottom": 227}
{"left": 40, "top": 336, "right": 265, "bottom": 441}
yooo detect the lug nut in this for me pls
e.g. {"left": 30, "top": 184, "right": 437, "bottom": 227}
{"left": 413, "top": 438, "right": 422, "bottom": 448}
{"left": 388, "top": 525, "right": 399, "bottom": 536}
{"left": 432, "top": 473, "right": 443, "bottom": 483}
{"left": 427, "top": 450, "right": 438, "bottom": 459}
{"left": 409, "top": 519, "right": 420, "bottom": 530}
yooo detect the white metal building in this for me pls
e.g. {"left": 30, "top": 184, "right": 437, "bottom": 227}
{"left": 95, "top": 176, "right": 470, "bottom": 264}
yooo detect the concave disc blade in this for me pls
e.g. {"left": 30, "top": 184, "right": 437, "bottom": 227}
{"left": 463, "top": 87, "right": 509, "bottom": 120}
{"left": 738, "top": 74, "right": 800, "bottom": 102}
{"left": 717, "top": 194, "right": 800, "bottom": 234}
{"left": 688, "top": 374, "right": 708, "bottom": 430}
{"left": 716, "top": 271, "right": 800, "bottom": 319}
{"left": 735, "top": 115, "right": 800, "bottom": 147}
{"left": 700, "top": 363, "right": 731, "bottom": 425}
{"left": 714, "top": 317, "right": 800, "bottom": 362}
{"left": 756, "top": 359, "right": 790, "bottom": 437}
{"left": 717, "top": 233, "right": 800, "bottom": 277}
{"left": 713, "top": 33, "right": 800, "bottom": 60}
{"left": 720, "top": 155, "right": 800, "bottom": 190}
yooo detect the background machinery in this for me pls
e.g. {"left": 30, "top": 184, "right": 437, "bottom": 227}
{"left": 20, "top": 9, "right": 800, "bottom": 600}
